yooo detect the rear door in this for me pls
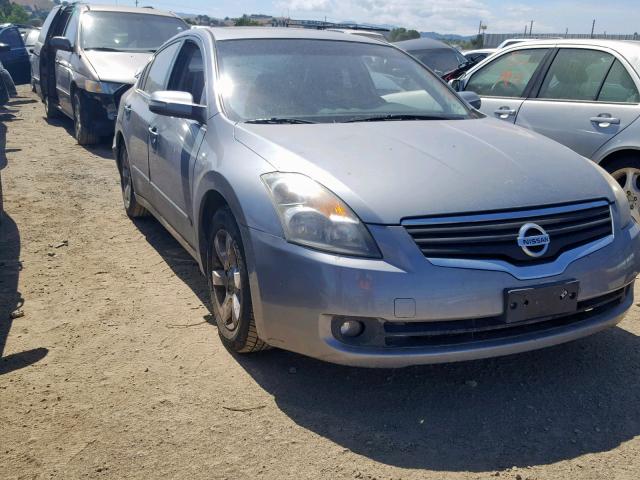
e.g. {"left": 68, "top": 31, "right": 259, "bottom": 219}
{"left": 515, "top": 47, "right": 640, "bottom": 159}
{"left": 148, "top": 38, "right": 208, "bottom": 245}
{"left": 462, "top": 47, "right": 551, "bottom": 123}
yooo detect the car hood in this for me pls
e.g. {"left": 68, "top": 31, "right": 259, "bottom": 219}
{"left": 235, "top": 119, "right": 614, "bottom": 224}
{"left": 83, "top": 51, "right": 153, "bottom": 84}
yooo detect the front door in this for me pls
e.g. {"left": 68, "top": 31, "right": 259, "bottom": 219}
{"left": 148, "top": 40, "right": 207, "bottom": 246}
{"left": 462, "top": 47, "right": 551, "bottom": 124}
{"left": 515, "top": 48, "right": 640, "bottom": 158}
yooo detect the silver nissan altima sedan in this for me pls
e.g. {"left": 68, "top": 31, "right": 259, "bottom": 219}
{"left": 113, "top": 27, "right": 640, "bottom": 367}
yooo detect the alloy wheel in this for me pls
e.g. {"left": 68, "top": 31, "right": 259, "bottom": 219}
{"left": 611, "top": 167, "right": 640, "bottom": 224}
{"left": 211, "top": 229, "right": 242, "bottom": 332}
{"left": 73, "top": 96, "right": 82, "bottom": 139}
{"left": 121, "top": 152, "right": 132, "bottom": 209}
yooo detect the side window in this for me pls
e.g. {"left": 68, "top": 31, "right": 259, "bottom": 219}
{"left": 143, "top": 42, "right": 181, "bottom": 94}
{"left": 598, "top": 60, "right": 640, "bottom": 104}
{"left": 63, "top": 9, "right": 80, "bottom": 46}
{"left": 538, "top": 49, "right": 614, "bottom": 101}
{"left": 466, "top": 48, "right": 548, "bottom": 98}
{"left": 168, "top": 41, "right": 206, "bottom": 104}
{"left": 1, "top": 29, "right": 23, "bottom": 48}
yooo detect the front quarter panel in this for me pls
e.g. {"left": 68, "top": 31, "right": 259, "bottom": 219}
{"left": 192, "top": 116, "right": 284, "bottom": 266}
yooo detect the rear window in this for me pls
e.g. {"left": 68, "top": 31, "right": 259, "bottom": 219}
{"left": 80, "top": 11, "right": 187, "bottom": 52}
{"left": 408, "top": 48, "right": 463, "bottom": 74}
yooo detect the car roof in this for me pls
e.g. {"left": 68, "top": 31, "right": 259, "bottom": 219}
{"left": 393, "top": 37, "right": 453, "bottom": 51}
{"left": 81, "top": 4, "right": 181, "bottom": 18}
{"left": 205, "top": 27, "right": 382, "bottom": 44}
{"left": 503, "top": 39, "right": 640, "bottom": 72}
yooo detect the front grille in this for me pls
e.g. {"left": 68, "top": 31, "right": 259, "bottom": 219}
{"left": 403, "top": 201, "right": 613, "bottom": 264}
{"left": 383, "top": 285, "right": 629, "bottom": 348}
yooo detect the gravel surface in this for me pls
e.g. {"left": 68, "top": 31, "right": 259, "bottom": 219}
{"left": 1, "top": 86, "right": 640, "bottom": 480}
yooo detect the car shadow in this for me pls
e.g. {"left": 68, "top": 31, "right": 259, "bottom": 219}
{"left": 232, "top": 326, "right": 640, "bottom": 472}
{"left": 0, "top": 119, "right": 48, "bottom": 375}
{"left": 124, "top": 203, "right": 640, "bottom": 472}
{"left": 43, "top": 116, "right": 114, "bottom": 160}
{"left": 132, "top": 216, "right": 210, "bottom": 307}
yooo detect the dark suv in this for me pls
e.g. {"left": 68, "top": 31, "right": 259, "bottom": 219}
{"left": 32, "top": 3, "right": 188, "bottom": 144}
{"left": 0, "top": 23, "right": 30, "bottom": 85}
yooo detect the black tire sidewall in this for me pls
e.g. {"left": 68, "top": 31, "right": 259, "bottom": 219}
{"left": 207, "top": 208, "right": 254, "bottom": 350}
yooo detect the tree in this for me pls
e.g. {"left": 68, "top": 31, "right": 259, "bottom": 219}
{"left": 388, "top": 28, "right": 421, "bottom": 42}
{"left": 0, "top": 3, "right": 31, "bottom": 24}
{"left": 234, "top": 14, "right": 260, "bottom": 27}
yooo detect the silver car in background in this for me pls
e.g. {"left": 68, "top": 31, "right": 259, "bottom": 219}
{"left": 114, "top": 28, "right": 640, "bottom": 367}
{"left": 453, "top": 40, "right": 640, "bottom": 222}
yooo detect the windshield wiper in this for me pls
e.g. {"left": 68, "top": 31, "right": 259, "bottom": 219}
{"left": 343, "top": 114, "right": 457, "bottom": 123}
{"left": 83, "top": 47, "right": 124, "bottom": 52}
{"left": 245, "top": 117, "right": 316, "bottom": 124}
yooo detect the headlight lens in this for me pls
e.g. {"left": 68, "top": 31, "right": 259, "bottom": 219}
{"left": 262, "top": 172, "right": 381, "bottom": 258}
{"left": 84, "top": 80, "right": 125, "bottom": 95}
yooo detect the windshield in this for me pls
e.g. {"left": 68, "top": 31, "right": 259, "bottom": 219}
{"left": 216, "top": 39, "right": 471, "bottom": 123}
{"left": 80, "top": 12, "right": 187, "bottom": 52}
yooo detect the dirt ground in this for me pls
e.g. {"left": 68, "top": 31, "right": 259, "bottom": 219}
{"left": 1, "top": 86, "right": 640, "bottom": 480}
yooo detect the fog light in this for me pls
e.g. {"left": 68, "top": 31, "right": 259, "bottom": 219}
{"left": 339, "top": 319, "right": 364, "bottom": 337}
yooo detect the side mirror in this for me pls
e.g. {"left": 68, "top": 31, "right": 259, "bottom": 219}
{"left": 49, "top": 36, "right": 72, "bottom": 52}
{"left": 458, "top": 90, "right": 481, "bottom": 109}
{"left": 449, "top": 78, "right": 462, "bottom": 91}
{"left": 0, "top": 43, "right": 10, "bottom": 53}
{"left": 148, "top": 91, "right": 207, "bottom": 123}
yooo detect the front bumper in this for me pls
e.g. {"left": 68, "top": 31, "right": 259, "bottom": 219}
{"left": 243, "top": 216, "right": 640, "bottom": 368}
{"left": 84, "top": 85, "right": 131, "bottom": 136}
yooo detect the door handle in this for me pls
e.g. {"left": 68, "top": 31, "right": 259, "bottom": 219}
{"left": 590, "top": 115, "right": 620, "bottom": 127}
{"left": 148, "top": 126, "right": 158, "bottom": 136}
{"left": 494, "top": 107, "right": 517, "bottom": 119}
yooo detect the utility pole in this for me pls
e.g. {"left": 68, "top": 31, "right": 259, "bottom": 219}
{"left": 135, "top": 0, "right": 138, "bottom": 7}
{"left": 591, "top": 19, "right": 596, "bottom": 38}
{"left": 524, "top": 25, "right": 527, "bottom": 36}
{"left": 529, "top": 20, "right": 534, "bottom": 36}
{"left": 565, "top": 27, "right": 568, "bottom": 38}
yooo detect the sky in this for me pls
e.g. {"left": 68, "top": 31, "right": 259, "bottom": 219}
{"left": 97, "top": 0, "right": 637, "bottom": 35}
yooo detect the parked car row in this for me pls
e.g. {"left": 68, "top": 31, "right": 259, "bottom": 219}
{"left": 32, "top": 3, "right": 188, "bottom": 144}
{"left": 24, "top": 10, "right": 640, "bottom": 367}
{"left": 451, "top": 39, "right": 640, "bottom": 222}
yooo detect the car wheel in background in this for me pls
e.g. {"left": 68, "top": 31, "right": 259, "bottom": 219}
{"left": 207, "top": 207, "right": 269, "bottom": 353}
{"left": 606, "top": 157, "right": 640, "bottom": 224}
{"left": 72, "top": 91, "right": 98, "bottom": 145}
{"left": 118, "top": 145, "right": 147, "bottom": 218}
{"left": 43, "top": 95, "right": 60, "bottom": 119}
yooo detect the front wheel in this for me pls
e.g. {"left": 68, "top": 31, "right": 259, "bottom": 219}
{"left": 207, "top": 208, "right": 269, "bottom": 353}
{"left": 72, "top": 91, "right": 99, "bottom": 145}
{"left": 606, "top": 157, "right": 640, "bottom": 224}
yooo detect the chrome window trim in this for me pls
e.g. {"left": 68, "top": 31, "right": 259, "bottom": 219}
{"left": 401, "top": 200, "right": 610, "bottom": 226}
{"left": 402, "top": 201, "right": 614, "bottom": 281}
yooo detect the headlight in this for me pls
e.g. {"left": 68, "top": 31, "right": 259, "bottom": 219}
{"left": 84, "top": 80, "right": 125, "bottom": 95}
{"left": 262, "top": 172, "right": 381, "bottom": 258}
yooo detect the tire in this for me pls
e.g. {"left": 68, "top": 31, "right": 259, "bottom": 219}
{"left": 207, "top": 207, "right": 269, "bottom": 353}
{"left": 604, "top": 157, "right": 640, "bottom": 224}
{"left": 72, "top": 91, "right": 98, "bottom": 145}
{"left": 43, "top": 94, "right": 60, "bottom": 119}
{"left": 118, "top": 145, "right": 147, "bottom": 218}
